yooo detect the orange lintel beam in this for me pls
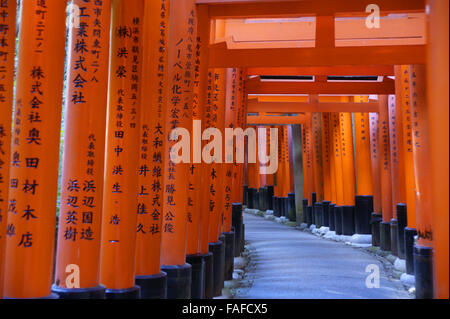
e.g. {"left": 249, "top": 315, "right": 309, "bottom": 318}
{"left": 203, "top": 0, "right": 425, "bottom": 19}
{"left": 246, "top": 78, "right": 395, "bottom": 95}
{"left": 247, "top": 100, "right": 379, "bottom": 113}
{"left": 247, "top": 115, "right": 305, "bottom": 125}
{"left": 209, "top": 44, "right": 425, "bottom": 68}
{"left": 247, "top": 66, "right": 395, "bottom": 77}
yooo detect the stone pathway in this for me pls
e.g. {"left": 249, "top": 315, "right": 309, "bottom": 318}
{"left": 234, "top": 213, "right": 412, "bottom": 299}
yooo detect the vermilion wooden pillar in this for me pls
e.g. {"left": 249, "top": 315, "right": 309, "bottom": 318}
{"left": 369, "top": 112, "right": 383, "bottom": 246}
{"left": 321, "top": 113, "right": 332, "bottom": 202}
{"left": 409, "top": 65, "right": 434, "bottom": 299}
{"left": 3, "top": 0, "right": 67, "bottom": 299}
{"left": 339, "top": 112, "right": 356, "bottom": 235}
{"left": 378, "top": 95, "right": 393, "bottom": 251}
{"left": 52, "top": 0, "right": 112, "bottom": 299}
{"left": 159, "top": 0, "right": 196, "bottom": 299}
{"left": 0, "top": 0, "right": 16, "bottom": 299}
{"left": 134, "top": 0, "right": 169, "bottom": 299}
{"left": 426, "top": 0, "right": 449, "bottom": 299}
{"left": 280, "top": 125, "right": 291, "bottom": 218}
{"left": 99, "top": 0, "right": 144, "bottom": 299}
{"left": 388, "top": 93, "right": 406, "bottom": 256}
{"left": 354, "top": 97, "right": 374, "bottom": 236}
{"left": 331, "top": 113, "right": 345, "bottom": 235}
{"left": 396, "top": 65, "right": 418, "bottom": 270}
{"left": 312, "top": 112, "right": 324, "bottom": 203}
{"left": 287, "top": 125, "right": 296, "bottom": 221}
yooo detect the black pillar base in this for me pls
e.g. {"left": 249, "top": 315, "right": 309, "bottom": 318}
{"left": 329, "top": 204, "right": 336, "bottom": 231}
{"left": 312, "top": 192, "right": 317, "bottom": 205}
{"left": 273, "top": 196, "right": 280, "bottom": 217}
{"left": 52, "top": 285, "right": 106, "bottom": 299}
{"left": 243, "top": 185, "right": 248, "bottom": 206}
{"left": 288, "top": 193, "right": 296, "bottom": 222}
{"left": 355, "top": 195, "right": 373, "bottom": 235}
{"left": 405, "top": 227, "right": 417, "bottom": 275}
{"left": 135, "top": 272, "right": 167, "bottom": 299}
{"left": 161, "top": 264, "right": 192, "bottom": 299}
{"left": 342, "top": 205, "right": 355, "bottom": 236}
{"left": 390, "top": 219, "right": 399, "bottom": 256}
{"left": 302, "top": 198, "right": 308, "bottom": 224}
{"left": 186, "top": 255, "right": 205, "bottom": 299}
{"left": 223, "top": 231, "right": 235, "bottom": 281}
{"left": 267, "top": 186, "right": 274, "bottom": 210}
{"left": 281, "top": 197, "right": 288, "bottom": 217}
{"left": 306, "top": 206, "right": 313, "bottom": 226}
{"left": 371, "top": 213, "right": 382, "bottom": 247}
{"left": 314, "top": 202, "right": 323, "bottom": 228}
{"left": 232, "top": 203, "right": 243, "bottom": 258}
{"left": 414, "top": 245, "right": 434, "bottom": 299}
{"left": 396, "top": 204, "right": 408, "bottom": 259}
{"left": 260, "top": 187, "right": 268, "bottom": 211}
{"left": 209, "top": 240, "right": 225, "bottom": 297}
{"left": 254, "top": 190, "right": 260, "bottom": 210}
{"left": 322, "top": 201, "right": 330, "bottom": 227}
{"left": 105, "top": 286, "right": 141, "bottom": 299}
{"left": 380, "top": 222, "right": 391, "bottom": 252}
{"left": 203, "top": 253, "right": 214, "bottom": 299}
{"left": 334, "top": 206, "right": 343, "bottom": 235}
{"left": 241, "top": 224, "right": 245, "bottom": 253}
{"left": 247, "top": 188, "right": 257, "bottom": 209}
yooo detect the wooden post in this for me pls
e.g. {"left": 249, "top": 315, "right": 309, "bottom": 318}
{"left": 409, "top": 65, "right": 434, "bottom": 299}
{"left": 52, "top": 0, "right": 112, "bottom": 299}
{"left": 3, "top": 0, "right": 67, "bottom": 299}
{"left": 331, "top": 113, "right": 345, "bottom": 235}
{"left": 378, "top": 95, "right": 393, "bottom": 251}
{"left": 0, "top": 0, "right": 16, "bottom": 299}
{"left": 134, "top": 0, "right": 169, "bottom": 299}
{"left": 159, "top": 0, "right": 196, "bottom": 299}
{"left": 99, "top": 0, "right": 144, "bottom": 299}
{"left": 312, "top": 112, "right": 324, "bottom": 203}
{"left": 426, "top": 0, "right": 449, "bottom": 299}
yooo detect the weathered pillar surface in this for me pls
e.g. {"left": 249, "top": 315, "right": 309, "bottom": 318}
{"left": 3, "top": 0, "right": 67, "bottom": 299}
{"left": 327, "top": 114, "right": 337, "bottom": 205}
{"left": 99, "top": 0, "right": 144, "bottom": 294}
{"left": 331, "top": 113, "right": 344, "bottom": 207}
{"left": 53, "top": 0, "right": 112, "bottom": 297}
{"left": 426, "top": 0, "right": 449, "bottom": 299}
{"left": 321, "top": 114, "right": 332, "bottom": 202}
{"left": 0, "top": 0, "right": 17, "bottom": 299}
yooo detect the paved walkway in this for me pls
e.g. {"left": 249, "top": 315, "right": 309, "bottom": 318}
{"left": 235, "top": 213, "right": 411, "bottom": 299}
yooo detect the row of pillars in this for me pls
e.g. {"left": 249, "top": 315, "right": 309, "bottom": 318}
{"left": 0, "top": 0, "right": 248, "bottom": 299}
{"left": 242, "top": 64, "right": 446, "bottom": 298}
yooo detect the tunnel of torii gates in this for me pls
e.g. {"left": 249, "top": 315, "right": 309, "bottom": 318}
{"left": 0, "top": 0, "right": 447, "bottom": 300}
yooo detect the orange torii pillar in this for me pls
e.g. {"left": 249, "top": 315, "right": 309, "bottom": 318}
{"left": 280, "top": 125, "right": 291, "bottom": 220}
{"left": 320, "top": 113, "right": 333, "bottom": 230}
{"left": 331, "top": 113, "right": 345, "bottom": 236}
{"left": 257, "top": 125, "right": 268, "bottom": 212}
{"left": 409, "top": 65, "right": 434, "bottom": 299}
{"left": 311, "top": 112, "right": 324, "bottom": 227}
{"left": 426, "top": 0, "right": 449, "bottom": 299}
{"left": 388, "top": 94, "right": 407, "bottom": 257}
{"left": 206, "top": 68, "right": 227, "bottom": 297}
{"left": 339, "top": 112, "right": 357, "bottom": 236}
{"left": 193, "top": 5, "right": 215, "bottom": 299}
{"left": 99, "top": 0, "right": 144, "bottom": 299}
{"left": 287, "top": 125, "right": 296, "bottom": 222}
{"left": 326, "top": 113, "right": 338, "bottom": 232}
{"left": 134, "top": 0, "right": 169, "bottom": 299}
{"left": 0, "top": 0, "right": 16, "bottom": 299}
{"left": 378, "top": 95, "right": 394, "bottom": 252}
{"left": 52, "top": 0, "right": 112, "bottom": 299}
{"left": 3, "top": 0, "right": 67, "bottom": 299}
{"left": 158, "top": 0, "right": 196, "bottom": 299}
{"left": 247, "top": 148, "right": 258, "bottom": 210}
{"left": 301, "top": 116, "right": 315, "bottom": 226}
{"left": 397, "top": 65, "right": 418, "bottom": 275}
{"left": 369, "top": 112, "right": 383, "bottom": 247}
{"left": 264, "top": 125, "right": 275, "bottom": 212}
{"left": 231, "top": 68, "right": 247, "bottom": 258}
{"left": 222, "top": 68, "right": 237, "bottom": 283}
{"left": 354, "top": 97, "right": 374, "bottom": 237}
{"left": 273, "top": 125, "right": 285, "bottom": 218}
